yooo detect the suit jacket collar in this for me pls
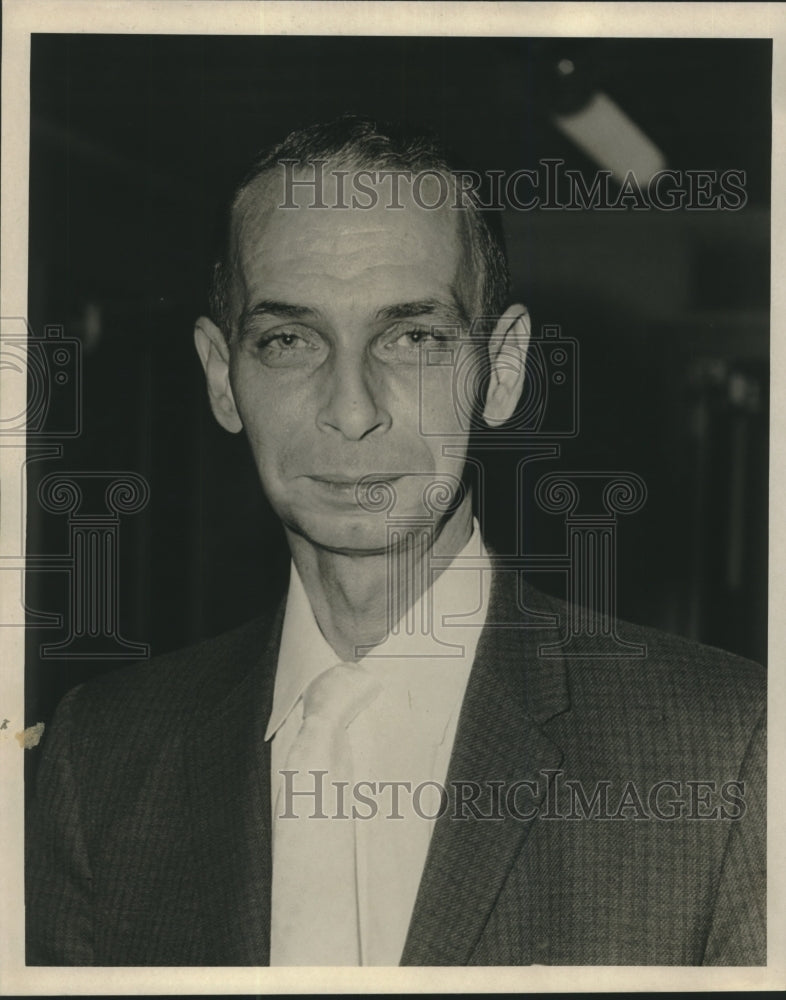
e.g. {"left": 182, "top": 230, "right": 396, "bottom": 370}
{"left": 183, "top": 603, "right": 284, "bottom": 965}
{"left": 182, "top": 563, "right": 570, "bottom": 966}
{"left": 400, "top": 568, "right": 571, "bottom": 965}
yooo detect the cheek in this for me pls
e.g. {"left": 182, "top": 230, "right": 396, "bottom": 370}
{"left": 230, "top": 355, "right": 469, "bottom": 472}
{"left": 231, "top": 357, "right": 310, "bottom": 426}
{"left": 416, "top": 365, "right": 470, "bottom": 438}
{"left": 227, "top": 372, "right": 297, "bottom": 477}
{"left": 418, "top": 341, "right": 486, "bottom": 429}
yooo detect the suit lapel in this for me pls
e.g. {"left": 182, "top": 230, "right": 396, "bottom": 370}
{"left": 184, "top": 606, "right": 284, "bottom": 965}
{"left": 181, "top": 566, "right": 568, "bottom": 966}
{"left": 400, "top": 570, "right": 570, "bottom": 966}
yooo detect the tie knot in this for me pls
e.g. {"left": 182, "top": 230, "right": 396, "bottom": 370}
{"left": 302, "top": 663, "right": 381, "bottom": 730}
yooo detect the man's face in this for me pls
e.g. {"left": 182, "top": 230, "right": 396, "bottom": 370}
{"left": 220, "top": 170, "right": 483, "bottom": 555}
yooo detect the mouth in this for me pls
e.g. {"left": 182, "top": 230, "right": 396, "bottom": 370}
{"left": 307, "top": 474, "right": 405, "bottom": 502}
{"left": 312, "top": 478, "right": 357, "bottom": 497}
{"left": 309, "top": 474, "right": 404, "bottom": 484}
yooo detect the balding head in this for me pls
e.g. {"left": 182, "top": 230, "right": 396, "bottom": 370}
{"left": 208, "top": 115, "right": 510, "bottom": 343}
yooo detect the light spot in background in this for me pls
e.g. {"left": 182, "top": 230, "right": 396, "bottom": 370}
{"left": 553, "top": 91, "right": 667, "bottom": 186}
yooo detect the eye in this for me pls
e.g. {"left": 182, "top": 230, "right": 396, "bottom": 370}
{"left": 250, "top": 326, "right": 324, "bottom": 368}
{"left": 275, "top": 333, "right": 299, "bottom": 347}
{"left": 397, "top": 326, "right": 459, "bottom": 347}
{"left": 401, "top": 329, "right": 430, "bottom": 345}
{"left": 376, "top": 325, "right": 459, "bottom": 364}
{"left": 257, "top": 331, "right": 305, "bottom": 349}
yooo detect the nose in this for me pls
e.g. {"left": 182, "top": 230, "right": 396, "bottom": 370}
{"left": 316, "top": 350, "right": 391, "bottom": 441}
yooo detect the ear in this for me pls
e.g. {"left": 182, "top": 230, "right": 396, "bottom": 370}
{"left": 482, "top": 305, "right": 530, "bottom": 427}
{"left": 193, "top": 317, "right": 243, "bottom": 433}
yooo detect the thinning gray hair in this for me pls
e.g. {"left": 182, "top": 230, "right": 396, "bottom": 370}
{"left": 208, "top": 114, "right": 510, "bottom": 341}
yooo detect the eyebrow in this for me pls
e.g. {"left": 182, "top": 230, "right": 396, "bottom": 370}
{"left": 240, "top": 299, "right": 320, "bottom": 327}
{"left": 376, "top": 296, "right": 470, "bottom": 326}
{"left": 238, "top": 294, "right": 470, "bottom": 338}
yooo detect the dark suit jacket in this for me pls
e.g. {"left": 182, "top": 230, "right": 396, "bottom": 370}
{"left": 26, "top": 570, "right": 766, "bottom": 965}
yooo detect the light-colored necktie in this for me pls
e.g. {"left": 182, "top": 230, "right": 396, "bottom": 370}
{"left": 270, "top": 663, "right": 382, "bottom": 966}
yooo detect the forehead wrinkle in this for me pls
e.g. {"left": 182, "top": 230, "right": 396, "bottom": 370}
{"left": 228, "top": 171, "right": 479, "bottom": 330}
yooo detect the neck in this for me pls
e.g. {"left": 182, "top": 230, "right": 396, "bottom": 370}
{"left": 286, "top": 496, "right": 475, "bottom": 662}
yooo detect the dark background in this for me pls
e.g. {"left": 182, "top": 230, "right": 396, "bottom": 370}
{"left": 25, "top": 35, "right": 770, "bottom": 742}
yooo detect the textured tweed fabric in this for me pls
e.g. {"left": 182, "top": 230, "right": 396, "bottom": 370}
{"left": 26, "top": 570, "right": 766, "bottom": 966}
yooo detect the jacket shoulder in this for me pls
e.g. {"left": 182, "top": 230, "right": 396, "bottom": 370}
{"left": 527, "top": 580, "right": 763, "bottom": 677}
{"left": 519, "top": 580, "right": 766, "bottom": 728}
{"left": 41, "top": 608, "right": 282, "bottom": 760}
{"left": 512, "top": 582, "right": 766, "bottom": 784}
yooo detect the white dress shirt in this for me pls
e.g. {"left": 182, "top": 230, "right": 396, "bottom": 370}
{"left": 265, "top": 521, "right": 492, "bottom": 965}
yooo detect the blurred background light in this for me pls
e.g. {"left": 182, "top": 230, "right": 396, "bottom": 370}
{"left": 553, "top": 90, "right": 667, "bottom": 186}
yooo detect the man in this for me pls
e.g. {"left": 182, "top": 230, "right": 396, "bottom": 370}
{"left": 26, "top": 116, "right": 766, "bottom": 966}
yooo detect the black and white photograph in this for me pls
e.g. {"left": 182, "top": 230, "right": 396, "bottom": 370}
{"left": 1, "top": 0, "right": 783, "bottom": 992}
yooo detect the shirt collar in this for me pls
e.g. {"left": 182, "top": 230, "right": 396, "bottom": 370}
{"left": 265, "top": 520, "right": 489, "bottom": 742}
{"left": 264, "top": 561, "right": 338, "bottom": 741}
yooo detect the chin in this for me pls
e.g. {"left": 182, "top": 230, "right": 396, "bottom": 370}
{"left": 286, "top": 511, "right": 400, "bottom": 555}
{"left": 269, "top": 471, "right": 467, "bottom": 555}
{"left": 284, "top": 504, "right": 451, "bottom": 557}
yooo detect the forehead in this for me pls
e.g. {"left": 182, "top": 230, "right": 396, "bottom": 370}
{"left": 230, "top": 169, "right": 471, "bottom": 315}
